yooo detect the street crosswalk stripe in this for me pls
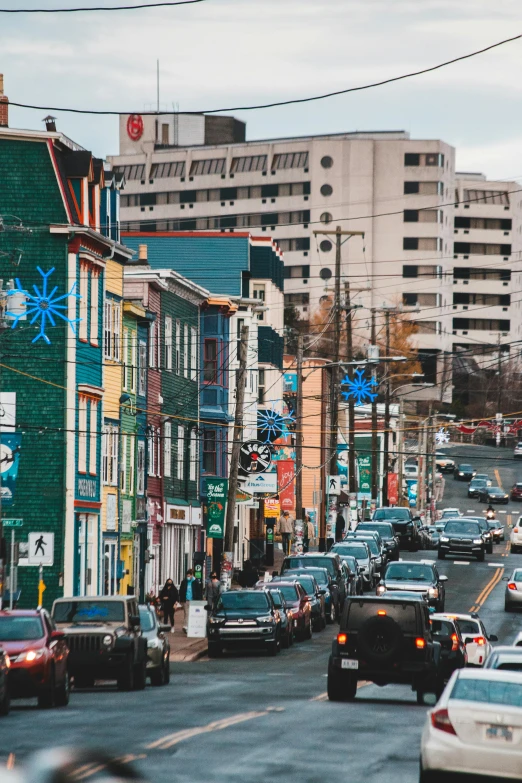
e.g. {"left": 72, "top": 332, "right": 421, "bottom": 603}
{"left": 453, "top": 561, "right": 470, "bottom": 565}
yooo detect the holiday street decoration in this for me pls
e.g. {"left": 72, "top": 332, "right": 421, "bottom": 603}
{"left": 435, "top": 428, "right": 450, "bottom": 445}
{"left": 239, "top": 440, "right": 272, "bottom": 475}
{"left": 340, "top": 368, "right": 378, "bottom": 407}
{"left": 257, "top": 406, "right": 296, "bottom": 443}
{"left": 455, "top": 419, "right": 522, "bottom": 435}
{"left": 6, "top": 267, "right": 81, "bottom": 344}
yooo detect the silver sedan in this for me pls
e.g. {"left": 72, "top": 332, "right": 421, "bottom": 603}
{"left": 504, "top": 568, "right": 522, "bottom": 611}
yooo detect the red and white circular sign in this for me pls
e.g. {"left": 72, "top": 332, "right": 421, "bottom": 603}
{"left": 127, "top": 114, "right": 144, "bottom": 142}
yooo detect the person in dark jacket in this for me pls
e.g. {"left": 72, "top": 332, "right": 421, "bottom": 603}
{"left": 159, "top": 578, "right": 179, "bottom": 630}
{"left": 179, "top": 569, "right": 203, "bottom": 632}
{"left": 238, "top": 560, "right": 259, "bottom": 588}
{"left": 335, "top": 512, "right": 346, "bottom": 543}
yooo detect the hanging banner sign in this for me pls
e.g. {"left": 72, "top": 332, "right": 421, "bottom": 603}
{"left": 277, "top": 460, "right": 295, "bottom": 511}
{"left": 206, "top": 478, "right": 227, "bottom": 539}
{"left": 0, "top": 433, "right": 22, "bottom": 507}
{"left": 387, "top": 473, "right": 399, "bottom": 506}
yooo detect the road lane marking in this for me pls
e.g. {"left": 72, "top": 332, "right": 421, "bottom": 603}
{"left": 471, "top": 566, "right": 504, "bottom": 612}
{"left": 474, "top": 568, "right": 501, "bottom": 606}
{"left": 146, "top": 709, "right": 278, "bottom": 750}
{"left": 453, "top": 561, "right": 470, "bottom": 565}
{"left": 499, "top": 510, "right": 507, "bottom": 514}
{"left": 466, "top": 509, "right": 475, "bottom": 513}
{"left": 6, "top": 754, "right": 15, "bottom": 770}
{"left": 311, "top": 692, "right": 328, "bottom": 701}
{"left": 489, "top": 563, "right": 504, "bottom": 567}
{"left": 495, "top": 468, "right": 503, "bottom": 488}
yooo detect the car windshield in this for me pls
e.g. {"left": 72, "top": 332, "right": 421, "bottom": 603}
{"left": 0, "top": 616, "right": 44, "bottom": 641}
{"left": 295, "top": 577, "right": 315, "bottom": 595}
{"left": 470, "top": 480, "right": 486, "bottom": 486}
{"left": 277, "top": 586, "right": 299, "bottom": 602}
{"left": 497, "top": 662, "right": 522, "bottom": 671}
{"left": 385, "top": 563, "right": 433, "bottom": 582}
{"left": 451, "top": 677, "right": 522, "bottom": 708}
{"left": 218, "top": 593, "right": 270, "bottom": 612}
{"left": 442, "top": 510, "right": 459, "bottom": 517}
{"left": 332, "top": 544, "right": 368, "bottom": 559}
{"left": 444, "top": 521, "right": 481, "bottom": 535}
{"left": 283, "top": 557, "right": 336, "bottom": 577}
{"left": 459, "top": 465, "right": 473, "bottom": 471}
{"left": 476, "top": 475, "right": 489, "bottom": 480}
{"left": 455, "top": 619, "right": 479, "bottom": 635}
{"left": 374, "top": 508, "right": 410, "bottom": 520}
{"left": 358, "top": 523, "right": 394, "bottom": 538}
{"left": 52, "top": 601, "right": 126, "bottom": 623}
{"left": 489, "top": 488, "right": 504, "bottom": 495}
{"left": 353, "top": 538, "right": 379, "bottom": 556}
{"left": 287, "top": 569, "right": 328, "bottom": 587}
{"left": 138, "top": 607, "right": 155, "bottom": 632}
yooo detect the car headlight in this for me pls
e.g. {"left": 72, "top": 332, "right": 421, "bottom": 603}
{"left": 376, "top": 585, "right": 386, "bottom": 595}
{"left": 257, "top": 615, "right": 274, "bottom": 624}
{"left": 428, "top": 588, "right": 439, "bottom": 599}
{"left": 440, "top": 536, "right": 449, "bottom": 542}
{"left": 209, "top": 617, "right": 224, "bottom": 624}
{"left": 103, "top": 634, "right": 113, "bottom": 647}
{"left": 473, "top": 538, "right": 483, "bottom": 544}
{"left": 459, "top": 472, "right": 464, "bottom": 476}
{"left": 17, "top": 648, "right": 46, "bottom": 663}
{"left": 147, "top": 638, "right": 162, "bottom": 649}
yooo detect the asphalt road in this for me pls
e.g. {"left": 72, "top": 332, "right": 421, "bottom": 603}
{"left": 3, "top": 444, "right": 522, "bottom": 783}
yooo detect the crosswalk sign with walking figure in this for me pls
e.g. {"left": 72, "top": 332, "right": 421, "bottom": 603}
{"left": 28, "top": 532, "right": 54, "bottom": 566}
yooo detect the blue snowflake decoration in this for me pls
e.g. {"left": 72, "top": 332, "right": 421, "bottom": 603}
{"left": 6, "top": 267, "right": 81, "bottom": 345}
{"left": 257, "top": 407, "right": 296, "bottom": 443}
{"left": 340, "top": 368, "right": 378, "bottom": 407}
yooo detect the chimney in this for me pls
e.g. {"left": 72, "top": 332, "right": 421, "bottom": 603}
{"left": 138, "top": 244, "right": 148, "bottom": 262}
{"left": 0, "top": 74, "right": 8, "bottom": 128}
{"left": 43, "top": 115, "right": 57, "bottom": 132}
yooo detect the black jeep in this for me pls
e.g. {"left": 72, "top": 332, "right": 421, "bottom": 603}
{"left": 327, "top": 596, "right": 443, "bottom": 704}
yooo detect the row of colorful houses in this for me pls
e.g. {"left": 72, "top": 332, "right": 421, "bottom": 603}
{"left": 0, "top": 123, "right": 284, "bottom": 607}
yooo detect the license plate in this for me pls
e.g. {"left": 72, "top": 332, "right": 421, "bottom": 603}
{"left": 341, "top": 658, "right": 358, "bottom": 670}
{"left": 486, "top": 725, "right": 513, "bottom": 742}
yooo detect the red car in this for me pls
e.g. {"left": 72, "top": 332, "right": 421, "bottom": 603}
{"left": 269, "top": 579, "right": 312, "bottom": 641}
{"left": 0, "top": 609, "right": 70, "bottom": 708}
{"left": 511, "top": 482, "right": 522, "bottom": 501}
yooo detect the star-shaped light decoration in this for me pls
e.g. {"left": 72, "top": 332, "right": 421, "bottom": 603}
{"left": 340, "top": 368, "right": 378, "bottom": 407}
{"left": 257, "top": 406, "right": 296, "bottom": 443}
{"left": 6, "top": 267, "right": 81, "bottom": 344}
{"left": 435, "top": 427, "right": 450, "bottom": 445}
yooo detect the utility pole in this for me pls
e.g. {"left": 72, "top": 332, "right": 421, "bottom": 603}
{"left": 295, "top": 333, "right": 304, "bottom": 528}
{"left": 344, "top": 282, "right": 357, "bottom": 497}
{"left": 382, "top": 310, "right": 391, "bottom": 505}
{"left": 224, "top": 324, "right": 249, "bottom": 557}
{"left": 370, "top": 309, "right": 379, "bottom": 503}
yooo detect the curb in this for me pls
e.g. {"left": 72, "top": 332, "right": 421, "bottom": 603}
{"left": 169, "top": 639, "right": 208, "bottom": 663}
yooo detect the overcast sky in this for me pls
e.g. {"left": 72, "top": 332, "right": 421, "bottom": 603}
{"left": 3, "top": 0, "right": 522, "bottom": 179}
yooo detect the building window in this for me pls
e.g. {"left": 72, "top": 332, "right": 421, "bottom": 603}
{"left": 454, "top": 216, "right": 512, "bottom": 230}
{"left": 175, "top": 319, "right": 181, "bottom": 375}
{"left": 90, "top": 271, "right": 99, "bottom": 345}
{"left": 183, "top": 323, "right": 188, "bottom": 378}
{"left": 131, "top": 334, "right": 137, "bottom": 393}
{"left": 404, "top": 152, "right": 444, "bottom": 167}
{"left": 104, "top": 299, "right": 120, "bottom": 361}
{"left": 403, "top": 237, "right": 440, "bottom": 251}
{"left": 403, "top": 293, "right": 439, "bottom": 307}
{"left": 190, "top": 430, "right": 197, "bottom": 482}
{"left": 272, "top": 152, "right": 309, "bottom": 170}
{"left": 258, "top": 369, "right": 266, "bottom": 404}
{"left": 203, "top": 339, "right": 218, "bottom": 383}
{"left": 190, "top": 158, "right": 226, "bottom": 176}
{"left": 453, "top": 267, "right": 511, "bottom": 281}
{"left": 148, "top": 430, "right": 158, "bottom": 477}
{"left": 463, "top": 189, "right": 509, "bottom": 206}
{"left": 414, "top": 321, "right": 441, "bottom": 334}
{"left": 122, "top": 330, "right": 129, "bottom": 391}
{"left": 163, "top": 422, "right": 172, "bottom": 478}
{"left": 120, "top": 434, "right": 127, "bottom": 491}
{"left": 129, "top": 435, "right": 135, "bottom": 494}
{"left": 453, "top": 318, "right": 510, "bottom": 331}
{"left": 404, "top": 181, "right": 443, "bottom": 196}
{"left": 203, "top": 429, "right": 217, "bottom": 474}
{"left": 113, "top": 303, "right": 121, "bottom": 361}
{"left": 102, "top": 425, "right": 109, "bottom": 485}
{"left": 191, "top": 326, "right": 198, "bottom": 382}
{"left": 113, "top": 164, "right": 145, "bottom": 180}
{"left": 177, "top": 426, "right": 184, "bottom": 480}
{"left": 149, "top": 321, "right": 156, "bottom": 368}
{"left": 321, "top": 155, "right": 333, "bottom": 168}
{"left": 231, "top": 155, "right": 267, "bottom": 173}
{"left": 454, "top": 242, "right": 511, "bottom": 256}
{"left": 137, "top": 441, "right": 145, "bottom": 495}
{"left": 320, "top": 184, "right": 333, "bottom": 197}
{"left": 149, "top": 161, "right": 185, "bottom": 178}
{"left": 138, "top": 340, "right": 147, "bottom": 396}
{"left": 402, "top": 265, "right": 442, "bottom": 279}
{"left": 285, "top": 293, "right": 310, "bottom": 306}
{"left": 283, "top": 265, "right": 311, "bottom": 279}
{"left": 79, "top": 265, "right": 89, "bottom": 341}
{"left": 165, "top": 316, "right": 172, "bottom": 370}
{"left": 278, "top": 237, "right": 310, "bottom": 252}
{"left": 89, "top": 400, "right": 97, "bottom": 475}
{"left": 453, "top": 292, "right": 510, "bottom": 306}
{"left": 110, "top": 426, "right": 119, "bottom": 486}
{"left": 78, "top": 396, "right": 87, "bottom": 473}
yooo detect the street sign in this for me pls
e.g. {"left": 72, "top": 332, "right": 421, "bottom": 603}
{"left": 241, "top": 473, "right": 277, "bottom": 493}
{"left": 2, "top": 519, "right": 23, "bottom": 528}
{"left": 264, "top": 498, "right": 280, "bottom": 518}
{"left": 327, "top": 475, "right": 341, "bottom": 495}
{"left": 206, "top": 478, "right": 227, "bottom": 539}
{"left": 28, "top": 532, "right": 54, "bottom": 566}
{"left": 239, "top": 440, "right": 272, "bottom": 475}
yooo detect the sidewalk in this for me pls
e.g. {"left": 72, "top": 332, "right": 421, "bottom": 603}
{"left": 168, "top": 628, "right": 207, "bottom": 662}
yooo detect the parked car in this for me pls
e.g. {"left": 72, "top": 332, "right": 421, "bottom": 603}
{"left": 272, "top": 574, "right": 325, "bottom": 631}
{"left": 420, "top": 669, "right": 522, "bottom": 782}
{"left": 339, "top": 556, "right": 364, "bottom": 596}
{"left": 438, "top": 519, "right": 487, "bottom": 562}
{"left": 330, "top": 541, "right": 375, "bottom": 591}
{"left": 280, "top": 567, "right": 338, "bottom": 623}
{"left": 484, "top": 645, "right": 522, "bottom": 671}
{"left": 52, "top": 596, "right": 147, "bottom": 691}
{"left": 435, "top": 452, "right": 455, "bottom": 473}
{"left": 327, "top": 596, "right": 443, "bottom": 704}
{"left": 475, "top": 473, "right": 492, "bottom": 487}
{"left": 430, "top": 614, "right": 468, "bottom": 681}
{"left": 253, "top": 586, "right": 293, "bottom": 648}
{"left": 345, "top": 533, "right": 384, "bottom": 577}
{"left": 207, "top": 589, "right": 283, "bottom": 657}
{"left": 0, "top": 648, "right": 10, "bottom": 716}
{"left": 0, "top": 609, "right": 69, "bottom": 708}
{"left": 510, "top": 518, "right": 522, "bottom": 553}
{"left": 281, "top": 553, "right": 348, "bottom": 609}
{"left": 453, "top": 463, "right": 476, "bottom": 481}
{"left": 438, "top": 612, "right": 497, "bottom": 666}
{"left": 514, "top": 441, "right": 522, "bottom": 458}
{"left": 510, "top": 482, "right": 522, "bottom": 501}
{"left": 477, "top": 485, "right": 509, "bottom": 505}
{"left": 372, "top": 507, "right": 421, "bottom": 551}
{"left": 467, "top": 478, "right": 487, "bottom": 498}
{"left": 138, "top": 604, "right": 171, "bottom": 686}
{"left": 356, "top": 521, "right": 400, "bottom": 561}
{"left": 504, "top": 568, "right": 522, "bottom": 611}
{"left": 376, "top": 560, "right": 447, "bottom": 611}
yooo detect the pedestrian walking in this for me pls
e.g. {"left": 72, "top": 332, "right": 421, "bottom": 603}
{"left": 179, "top": 569, "right": 202, "bottom": 633}
{"left": 278, "top": 510, "right": 294, "bottom": 555}
{"left": 159, "top": 578, "right": 179, "bottom": 631}
{"left": 205, "top": 572, "right": 223, "bottom": 610}
{"left": 303, "top": 514, "right": 315, "bottom": 553}
{"left": 335, "top": 511, "right": 346, "bottom": 543}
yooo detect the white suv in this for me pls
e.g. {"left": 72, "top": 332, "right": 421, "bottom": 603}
{"left": 510, "top": 518, "right": 522, "bottom": 553}
{"left": 514, "top": 442, "right": 522, "bottom": 458}
{"left": 439, "top": 613, "right": 497, "bottom": 666}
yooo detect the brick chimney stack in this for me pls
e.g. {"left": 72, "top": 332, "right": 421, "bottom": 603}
{"left": 0, "top": 74, "right": 8, "bottom": 127}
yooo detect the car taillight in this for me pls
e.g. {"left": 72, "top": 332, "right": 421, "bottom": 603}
{"left": 514, "top": 528, "right": 519, "bottom": 533}
{"left": 337, "top": 633, "right": 347, "bottom": 645}
{"left": 473, "top": 636, "right": 486, "bottom": 645}
{"left": 508, "top": 583, "right": 518, "bottom": 591}
{"left": 415, "top": 637, "right": 426, "bottom": 649}
{"left": 431, "top": 708, "right": 457, "bottom": 735}
{"left": 451, "top": 633, "right": 459, "bottom": 652}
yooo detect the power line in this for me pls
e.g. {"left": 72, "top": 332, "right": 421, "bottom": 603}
{"left": 6, "top": 33, "right": 521, "bottom": 115}
{"left": 0, "top": 0, "right": 208, "bottom": 12}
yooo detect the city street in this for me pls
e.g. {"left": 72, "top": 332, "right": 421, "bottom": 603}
{"left": 2, "top": 444, "right": 522, "bottom": 783}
